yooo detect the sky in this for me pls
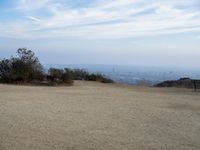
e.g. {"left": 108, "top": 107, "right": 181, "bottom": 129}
{"left": 0, "top": 0, "right": 200, "bottom": 69}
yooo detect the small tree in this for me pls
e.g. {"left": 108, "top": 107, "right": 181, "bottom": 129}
{"left": 62, "top": 68, "right": 74, "bottom": 82}
{"left": 0, "top": 59, "right": 12, "bottom": 83}
{"left": 0, "top": 48, "right": 44, "bottom": 83}
{"left": 15, "top": 48, "right": 43, "bottom": 81}
{"left": 73, "top": 69, "right": 89, "bottom": 80}
{"left": 48, "top": 68, "right": 64, "bottom": 81}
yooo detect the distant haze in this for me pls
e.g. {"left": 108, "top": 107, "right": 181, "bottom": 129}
{"left": 43, "top": 64, "right": 200, "bottom": 85}
{"left": 0, "top": 0, "right": 200, "bottom": 69}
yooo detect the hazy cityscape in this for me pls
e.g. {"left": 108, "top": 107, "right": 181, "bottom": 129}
{"left": 45, "top": 64, "right": 200, "bottom": 85}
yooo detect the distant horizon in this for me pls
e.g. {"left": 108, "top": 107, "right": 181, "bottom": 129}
{"left": 43, "top": 63, "right": 200, "bottom": 72}
{"left": 1, "top": 48, "right": 200, "bottom": 70}
{"left": 43, "top": 63, "right": 200, "bottom": 84}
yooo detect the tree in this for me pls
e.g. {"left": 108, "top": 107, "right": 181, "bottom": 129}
{"left": 15, "top": 48, "right": 43, "bottom": 81}
{"left": 73, "top": 69, "right": 89, "bottom": 80}
{"left": 48, "top": 68, "right": 63, "bottom": 81}
{"left": 0, "top": 59, "right": 12, "bottom": 83}
{"left": 62, "top": 68, "right": 74, "bottom": 82}
{"left": 0, "top": 48, "right": 44, "bottom": 83}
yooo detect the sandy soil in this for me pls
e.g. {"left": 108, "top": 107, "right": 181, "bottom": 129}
{"left": 0, "top": 81, "right": 200, "bottom": 150}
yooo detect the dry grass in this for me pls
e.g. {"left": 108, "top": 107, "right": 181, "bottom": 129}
{"left": 0, "top": 81, "right": 200, "bottom": 150}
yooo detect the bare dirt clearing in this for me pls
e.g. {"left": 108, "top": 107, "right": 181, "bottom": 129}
{"left": 0, "top": 81, "right": 200, "bottom": 150}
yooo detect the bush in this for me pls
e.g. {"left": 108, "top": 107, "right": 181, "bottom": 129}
{"left": 87, "top": 73, "right": 114, "bottom": 83}
{"left": 49, "top": 68, "right": 63, "bottom": 81}
{"left": 62, "top": 68, "right": 74, "bottom": 82}
{"left": 47, "top": 68, "right": 114, "bottom": 84}
{"left": 72, "top": 69, "right": 89, "bottom": 80}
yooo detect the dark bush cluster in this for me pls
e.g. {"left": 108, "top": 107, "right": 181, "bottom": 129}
{"left": 48, "top": 68, "right": 114, "bottom": 84}
{"left": 0, "top": 48, "right": 114, "bottom": 85}
{"left": 47, "top": 68, "right": 74, "bottom": 85}
{"left": 86, "top": 73, "right": 114, "bottom": 83}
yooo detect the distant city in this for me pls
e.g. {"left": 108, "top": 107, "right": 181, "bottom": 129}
{"left": 45, "top": 64, "right": 200, "bottom": 86}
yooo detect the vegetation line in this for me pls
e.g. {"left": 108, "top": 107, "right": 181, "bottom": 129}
{"left": 0, "top": 48, "right": 113, "bottom": 86}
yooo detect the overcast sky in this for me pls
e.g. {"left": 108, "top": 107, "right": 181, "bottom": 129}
{"left": 0, "top": 0, "right": 200, "bottom": 68}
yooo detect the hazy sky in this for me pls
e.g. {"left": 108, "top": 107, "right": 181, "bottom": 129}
{"left": 0, "top": 0, "right": 200, "bottom": 68}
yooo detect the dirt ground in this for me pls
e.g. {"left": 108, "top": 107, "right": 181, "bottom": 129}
{"left": 0, "top": 81, "right": 200, "bottom": 150}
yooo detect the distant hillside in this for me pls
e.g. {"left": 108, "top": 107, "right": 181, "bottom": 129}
{"left": 155, "top": 78, "right": 200, "bottom": 89}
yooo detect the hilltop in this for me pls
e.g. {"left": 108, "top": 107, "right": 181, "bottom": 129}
{"left": 0, "top": 81, "right": 200, "bottom": 150}
{"left": 155, "top": 78, "right": 200, "bottom": 90}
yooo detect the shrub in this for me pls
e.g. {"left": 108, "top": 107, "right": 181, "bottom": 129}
{"left": 72, "top": 69, "right": 89, "bottom": 80}
{"left": 48, "top": 68, "right": 63, "bottom": 81}
{"left": 87, "top": 73, "right": 114, "bottom": 83}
